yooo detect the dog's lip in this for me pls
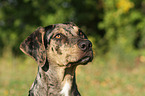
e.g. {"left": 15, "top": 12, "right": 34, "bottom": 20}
{"left": 66, "top": 56, "right": 92, "bottom": 67}
{"left": 78, "top": 56, "right": 92, "bottom": 64}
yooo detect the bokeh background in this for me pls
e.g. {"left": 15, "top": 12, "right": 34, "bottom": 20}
{"left": 0, "top": 0, "right": 145, "bottom": 96}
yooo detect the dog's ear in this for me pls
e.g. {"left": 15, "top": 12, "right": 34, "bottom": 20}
{"left": 20, "top": 27, "right": 47, "bottom": 67}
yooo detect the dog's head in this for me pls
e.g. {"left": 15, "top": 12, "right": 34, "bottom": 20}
{"left": 20, "top": 22, "right": 93, "bottom": 69}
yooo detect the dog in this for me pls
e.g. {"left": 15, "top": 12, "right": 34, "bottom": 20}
{"left": 20, "top": 22, "right": 93, "bottom": 96}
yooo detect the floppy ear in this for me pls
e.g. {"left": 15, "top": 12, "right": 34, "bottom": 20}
{"left": 20, "top": 27, "right": 46, "bottom": 67}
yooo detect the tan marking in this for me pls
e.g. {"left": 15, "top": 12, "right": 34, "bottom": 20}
{"left": 73, "top": 26, "right": 79, "bottom": 32}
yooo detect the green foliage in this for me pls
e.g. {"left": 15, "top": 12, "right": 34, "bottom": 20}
{"left": 0, "top": 0, "right": 103, "bottom": 55}
{"left": 1, "top": 0, "right": 145, "bottom": 95}
{"left": 0, "top": 0, "right": 145, "bottom": 55}
{"left": 98, "top": 0, "right": 145, "bottom": 51}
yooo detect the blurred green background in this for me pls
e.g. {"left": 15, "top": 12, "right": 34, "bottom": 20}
{"left": 0, "top": 0, "right": 145, "bottom": 96}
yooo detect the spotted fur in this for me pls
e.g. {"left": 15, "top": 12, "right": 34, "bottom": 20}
{"left": 20, "top": 22, "right": 93, "bottom": 96}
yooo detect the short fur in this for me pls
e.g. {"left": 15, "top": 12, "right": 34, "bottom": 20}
{"left": 20, "top": 22, "right": 93, "bottom": 96}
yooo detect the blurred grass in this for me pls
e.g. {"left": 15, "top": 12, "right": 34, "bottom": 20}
{"left": 0, "top": 48, "right": 145, "bottom": 96}
{"left": 0, "top": 48, "right": 37, "bottom": 96}
{"left": 77, "top": 56, "right": 145, "bottom": 96}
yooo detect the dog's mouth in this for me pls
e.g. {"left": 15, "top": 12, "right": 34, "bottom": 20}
{"left": 66, "top": 56, "right": 93, "bottom": 67}
{"left": 77, "top": 56, "right": 92, "bottom": 64}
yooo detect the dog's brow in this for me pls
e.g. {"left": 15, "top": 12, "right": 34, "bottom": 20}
{"left": 47, "top": 32, "right": 54, "bottom": 44}
{"left": 71, "top": 26, "right": 79, "bottom": 36}
{"left": 63, "top": 28, "right": 74, "bottom": 36}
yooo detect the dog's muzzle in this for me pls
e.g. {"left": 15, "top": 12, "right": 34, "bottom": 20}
{"left": 67, "top": 39, "right": 93, "bottom": 67}
{"left": 77, "top": 39, "right": 92, "bottom": 52}
{"left": 77, "top": 39, "right": 93, "bottom": 64}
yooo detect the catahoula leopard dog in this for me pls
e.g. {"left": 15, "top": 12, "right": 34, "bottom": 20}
{"left": 20, "top": 22, "right": 93, "bottom": 96}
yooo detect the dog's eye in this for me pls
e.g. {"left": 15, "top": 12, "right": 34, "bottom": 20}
{"left": 55, "top": 34, "right": 61, "bottom": 39}
{"left": 79, "top": 32, "right": 85, "bottom": 38}
{"left": 78, "top": 29, "right": 88, "bottom": 39}
{"left": 79, "top": 32, "right": 84, "bottom": 37}
{"left": 53, "top": 33, "right": 67, "bottom": 41}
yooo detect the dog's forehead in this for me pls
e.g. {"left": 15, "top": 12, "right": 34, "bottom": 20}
{"left": 53, "top": 24, "right": 79, "bottom": 36}
{"left": 46, "top": 23, "right": 85, "bottom": 42}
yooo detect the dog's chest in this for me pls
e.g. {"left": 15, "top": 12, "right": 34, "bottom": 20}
{"left": 60, "top": 81, "right": 71, "bottom": 96}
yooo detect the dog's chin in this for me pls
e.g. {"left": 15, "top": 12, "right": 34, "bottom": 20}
{"left": 66, "top": 56, "right": 93, "bottom": 67}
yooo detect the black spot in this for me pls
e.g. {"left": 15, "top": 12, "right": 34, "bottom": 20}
{"left": 50, "top": 83, "right": 54, "bottom": 86}
{"left": 34, "top": 79, "right": 37, "bottom": 85}
{"left": 51, "top": 47, "right": 54, "bottom": 52}
{"left": 39, "top": 72, "right": 41, "bottom": 78}
{"left": 44, "top": 25, "right": 53, "bottom": 32}
{"left": 38, "top": 67, "right": 41, "bottom": 78}
{"left": 44, "top": 33, "right": 48, "bottom": 48}
{"left": 44, "top": 25, "right": 56, "bottom": 47}
{"left": 48, "top": 34, "right": 54, "bottom": 45}
{"left": 55, "top": 46, "right": 59, "bottom": 51}
{"left": 42, "top": 59, "right": 49, "bottom": 72}
{"left": 28, "top": 91, "right": 34, "bottom": 96}
{"left": 28, "top": 90, "right": 34, "bottom": 96}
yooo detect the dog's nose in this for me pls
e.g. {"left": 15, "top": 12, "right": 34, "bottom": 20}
{"left": 78, "top": 40, "right": 92, "bottom": 51}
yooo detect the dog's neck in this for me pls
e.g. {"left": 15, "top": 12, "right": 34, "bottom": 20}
{"left": 59, "top": 66, "right": 78, "bottom": 96}
{"left": 29, "top": 63, "right": 80, "bottom": 96}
